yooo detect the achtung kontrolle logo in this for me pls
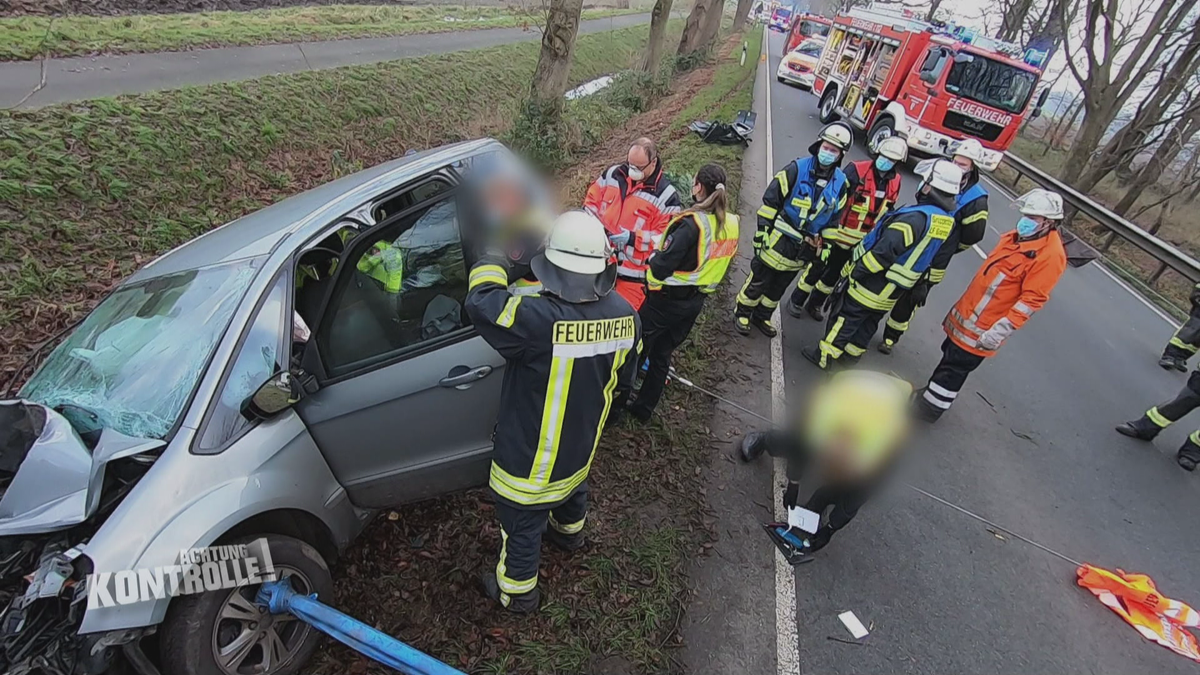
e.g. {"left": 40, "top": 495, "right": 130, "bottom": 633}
{"left": 86, "top": 538, "right": 275, "bottom": 609}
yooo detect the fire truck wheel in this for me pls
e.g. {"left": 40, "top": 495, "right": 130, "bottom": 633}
{"left": 867, "top": 118, "right": 895, "bottom": 155}
{"left": 818, "top": 87, "right": 840, "bottom": 124}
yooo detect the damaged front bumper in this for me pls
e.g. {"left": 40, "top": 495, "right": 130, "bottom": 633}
{"left": 0, "top": 401, "right": 162, "bottom": 674}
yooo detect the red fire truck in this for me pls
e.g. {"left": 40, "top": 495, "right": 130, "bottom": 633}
{"left": 810, "top": 6, "right": 1049, "bottom": 171}
{"left": 783, "top": 12, "right": 833, "bottom": 55}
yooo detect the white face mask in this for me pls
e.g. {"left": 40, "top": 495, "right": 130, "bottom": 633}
{"left": 627, "top": 164, "right": 646, "bottom": 181}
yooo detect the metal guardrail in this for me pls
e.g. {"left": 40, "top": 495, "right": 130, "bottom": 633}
{"left": 997, "top": 151, "right": 1200, "bottom": 285}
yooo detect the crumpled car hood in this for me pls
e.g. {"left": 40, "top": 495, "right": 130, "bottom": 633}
{"left": 0, "top": 400, "right": 163, "bottom": 536}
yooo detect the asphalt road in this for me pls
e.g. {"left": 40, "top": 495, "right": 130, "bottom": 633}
{"left": 0, "top": 12, "right": 655, "bottom": 109}
{"left": 763, "top": 29, "right": 1200, "bottom": 674}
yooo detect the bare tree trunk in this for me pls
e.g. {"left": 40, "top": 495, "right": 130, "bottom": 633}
{"left": 698, "top": 0, "right": 726, "bottom": 48}
{"left": 1113, "top": 110, "right": 1200, "bottom": 216}
{"left": 530, "top": 0, "right": 585, "bottom": 107}
{"left": 732, "top": 0, "right": 753, "bottom": 32}
{"left": 996, "top": 0, "right": 1034, "bottom": 42}
{"left": 641, "top": 0, "right": 675, "bottom": 71}
{"left": 1073, "top": 20, "right": 1200, "bottom": 191}
{"left": 925, "top": 0, "right": 944, "bottom": 21}
{"left": 1059, "top": 98, "right": 1118, "bottom": 185}
{"left": 677, "top": 0, "right": 718, "bottom": 57}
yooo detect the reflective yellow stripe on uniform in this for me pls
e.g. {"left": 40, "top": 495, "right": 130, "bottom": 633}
{"left": 490, "top": 462, "right": 592, "bottom": 507}
{"left": 775, "top": 169, "right": 790, "bottom": 196}
{"left": 737, "top": 272, "right": 762, "bottom": 306}
{"left": 1170, "top": 335, "right": 1199, "bottom": 353}
{"left": 889, "top": 222, "right": 915, "bottom": 247}
{"left": 496, "top": 527, "right": 537, "bottom": 594}
{"left": 886, "top": 316, "right": 910, "bottom": 331}
{"left": 1190, "top": 430, "right": 1200, "bottom": 446}
{"left": 861, "top": 251, "right": 885, "bottom": 274}
{"left": 845, "top": 344, "right": 866, "bottom": 357}
{"left": 819, "top": 316, "right": 845, "bottom": 361}
{"left": 531, "top": 356, "right": 575, "bottom": 484}
{"left": 848, "top": 280, "right": 897, "bottom": 311}
{"left": 758, "top": 204, "right": 779, "bottom": 220}
{"left": 961, "top": 210, "right": 989, "bottom": 225}
{"left": 497, "top": 296, "right": 523, "bottom": 328}
{"left": 549, "top": 513, "right": 585, "bottom": 534}
{"left": 470, "top": 264, "right": 508, "bottom": 290}
{"left": 928, "top": 268, "right": 946, "bottom": 284}
{"left": 1147, "top": 407, "right": 1172, "bottom": 428}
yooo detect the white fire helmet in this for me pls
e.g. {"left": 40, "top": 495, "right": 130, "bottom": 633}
{"left": 1015, "top": 188, "right": 1064, "bottom": 220}
{"left": 914, "top": 159, "right": 964, "bottom": 195}
{"left": 818, "top": 122, "right": 853, "bottom": 151}
{"left": 953, "top": 138, "right": 986, "bottom": 164}
{"left": 531, "top": 210, "right": 617, "bottom": 302}
{"left": 877, "top": 136, "right": 908, "bottom": 162}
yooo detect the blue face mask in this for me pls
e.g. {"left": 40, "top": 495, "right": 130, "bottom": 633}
{"left": 1016, "top": 216, "right": 1040, "bottom": 237}
{"left": 817, "top": 148, "right": 839, "bottom": 166}
{"left": 875, "top": 157, "right": 895, "bottom": 172}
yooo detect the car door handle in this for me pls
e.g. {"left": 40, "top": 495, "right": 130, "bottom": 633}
{"left": 440, "top": 365, "right": 493, "bottom": 390}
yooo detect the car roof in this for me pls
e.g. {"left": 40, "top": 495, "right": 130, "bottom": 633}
{"left": 125, "top": 138, "right": 503, "bottom": 285}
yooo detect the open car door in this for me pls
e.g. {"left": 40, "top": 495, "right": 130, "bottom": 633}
{"left": 294, "top": 173, "right": 503, "bottom": 508}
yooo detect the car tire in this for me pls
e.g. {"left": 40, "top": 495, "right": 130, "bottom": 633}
{"left": 777, "top": 75, "right": 787, "bottom": 83}
{"left": 159, "top": 535, "right": 333, "bottom": 675}
{"left": 818, "top": 87, "right": 840, "bottom": 124}
{"left": 867, "top": 117, "right": 895, "bottom": 156}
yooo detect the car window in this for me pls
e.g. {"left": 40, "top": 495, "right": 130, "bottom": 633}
{"left": 319, "top": 193, "right": 470, "bottom": 376}
{"left": 373, "top": 179, "right": 453, "bottom": 222}
{"left": 197, "top": 273, "right": 288, "bottom": 451}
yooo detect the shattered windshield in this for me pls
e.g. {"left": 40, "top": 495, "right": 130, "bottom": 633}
{"left": 945, "top": 54, "right": 1037, "bottom": 114}
{"left": 19, "top": 259, "right": 262, "bottom": 440}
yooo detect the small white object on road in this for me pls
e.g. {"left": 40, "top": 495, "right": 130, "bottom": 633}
{"left": 787, "top": 506, "right": 820, "bottom": 534}
{"left": 838, "top": 611, "right": 869, "bottom": 639}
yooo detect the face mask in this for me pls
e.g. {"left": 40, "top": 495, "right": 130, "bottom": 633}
{"left": 875, "top": 157, "right": 895, "bottom": 172}
{"left": 1016, "top": 216, "right": 1040, "bottom": 237}
{"left": 817, "top": 148, "right": 839, "bottom": 166}
{"left": 627, "top": 164, "right": 646, "bottom": 181}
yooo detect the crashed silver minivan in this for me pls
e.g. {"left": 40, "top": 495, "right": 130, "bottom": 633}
{"left": 0, "top": 139, "right": 515, "bottom": 675}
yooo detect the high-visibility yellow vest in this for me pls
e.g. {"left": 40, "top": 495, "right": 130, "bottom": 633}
{"left": 647, "top": 212, "right": 740, "bottom": 294}
{"left": 357, "top": 242, "right": 404, "bottom": 294}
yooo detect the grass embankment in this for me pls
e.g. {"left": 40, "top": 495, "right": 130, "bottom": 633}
{"left": 306, "top": 29, "right": 761, "bottom": 675}
{"left": 995, "top": 135, "right": 1194, "bottom": 315}
{"left": 0, "top": 22, "right": 680, "bottom": 381}
{"left": 0, "top": 4, "right": 641, "bottom": 60}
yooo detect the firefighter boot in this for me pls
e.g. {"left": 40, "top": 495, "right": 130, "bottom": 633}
{"left": 1159, "top": 355, "right": 1189, "bottom": 372}
{"left": 545, "top": 528, "right": 587, "bottom": 552}
{"left": 1115, "top": 416, "right": 1161, "bottom": 442}
{"left": 802, "top": 293, "right": 826, "bottom": 322}
{"left": 912, "top": 388, "right": 944, "bottom": 424}
{"left": 754, "top": 318, "right": 778, "bottom": 337}
{"left": 877, "top": 338, "right": 896, "bottom": 355}
{"left": 801, "top": 345, "right": 831, "bottom": 370}
{"left": 479, "top": 572, "right": 541, "bottom": 614}
{"left": 1177, "top": 434, "right": 1200, "bottom": 471}
{"left": 734, "top": 315, "right": 752, "bottom": 336}
{"left": 739, "top": 431, "right": 769, "bottom": 462}
{"left": 786, "top": 290, "right": 809, "bottom": 319}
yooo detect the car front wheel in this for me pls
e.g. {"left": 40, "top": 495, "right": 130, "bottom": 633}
{"left": 160, "top": 535, "right": 333, "bottom": 675}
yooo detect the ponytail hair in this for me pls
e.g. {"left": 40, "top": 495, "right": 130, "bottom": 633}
{"left": 686, "top": 163, "right": 729, "bottom": 234}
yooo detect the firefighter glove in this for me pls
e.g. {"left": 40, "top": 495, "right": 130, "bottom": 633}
{"left": 977, "top": 318, "right": 1016, "bottom": 351}
{"left": 911, "top": 280, "right": 931, "bottom": 307}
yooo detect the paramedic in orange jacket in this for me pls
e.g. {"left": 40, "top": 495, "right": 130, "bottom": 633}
{"left": 583, "top": 137, "right": 683, "bottom": 310}
{"left": 915, "top": 189, "right": 1068, "bottom": 422}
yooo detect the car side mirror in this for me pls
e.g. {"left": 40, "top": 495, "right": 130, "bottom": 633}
{"left": 245, "top": 371, "right": 301, "bottom": 419}
{"left": 1029, "top": 107, "right": 1042, "bottom": 120}
{"left": 1036, "top": 88, "right": 1051, "bottom": 108}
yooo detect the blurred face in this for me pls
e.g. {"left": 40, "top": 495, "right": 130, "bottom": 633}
{"left": 692, "top": 180, "right": 704, "bottom": 201}
{"left": 953, "top": 155, "right": 974, "bottom": 174}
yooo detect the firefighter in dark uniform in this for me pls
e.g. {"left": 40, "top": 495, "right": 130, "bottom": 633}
{"left": 734, "top": 122, "right": 852, "bottom": 336}
{"left": 623, "top": 164, "right": 740, "bottom": 422}
{"left": 879, "top": 139, "right": 989, "bottom": 354}
{"left": 802, "top": 159, "right": 963, "bottom": 369}
{"left": 1117, "top": 368, "right": 1200, "bottom": 471}
{"left": 466, "top": 211, "right": 641, "bottom": 613}
{"left": 1159, "top": 282, "right": 1200, "bottom": 371}
{"left": 787, "top": 135, "right": 907, "bottom": 322}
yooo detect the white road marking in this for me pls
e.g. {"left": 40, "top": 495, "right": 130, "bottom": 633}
{"left": 972, "top": 244, "right": 986, "bottom": 259}
{"left": 762, "top": 25, "right": 801, "bottom": 675}
{"left": 982, "top": 174, "right": 1180, "bottom": 327}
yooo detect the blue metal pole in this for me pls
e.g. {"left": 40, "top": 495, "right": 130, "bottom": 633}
{"left": 256, "top": 578, "right": 466, "bottom": 675}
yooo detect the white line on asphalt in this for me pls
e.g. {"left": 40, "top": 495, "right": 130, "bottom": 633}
{"left": 982, "top": 175, "right": 1179, "bottom": 327}
{"left": 762, "top": 26, "right": 801, "bottom": 675}
{"left": 972, "top": 244, "right": 986, "bottom": 259}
